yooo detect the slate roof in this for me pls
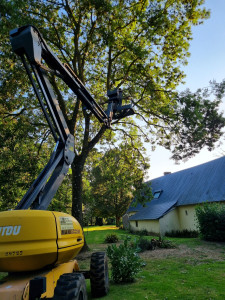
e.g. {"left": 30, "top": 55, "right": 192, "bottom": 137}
{"left": 128, "top": 156, "right": 225, "bottom": 221}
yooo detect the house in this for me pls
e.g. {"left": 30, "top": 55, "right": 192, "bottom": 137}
{"left": 126, "top": 156, "right": 225, "bottom": 236}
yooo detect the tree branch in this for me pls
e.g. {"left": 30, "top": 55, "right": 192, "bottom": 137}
{"left": 49, "top": 75, "right": 69, "bottom": 124}
{"left": 86, "top": 125, "right": 107, "bottom": 154}
{"left": 2, "top": 108, "right": 26, "bottom": 119}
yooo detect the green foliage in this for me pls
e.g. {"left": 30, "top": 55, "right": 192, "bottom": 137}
{"left": 137, "top": 237, "right": 152, "bottom": 252}
{"left": 196, "top": 202, "right": 225, "bottom": 241}
{"left": 170, "top": 88, "right": 225, "bottom": 161}
{"left": 131, "top": 236, "right": 176, "bottom": 251}
{"left": 165, "top": 229, "right": 199, "bottom": 238}
{"left": 137, "top": 229, "right": 149, "bottom": 237}
{"left": 84, "top": 141, "right": 150, "bottom": 226}
{"left": 0, "top": 109, "right": 50, "bottom": 209}
{"left": 133, "top": 237, "right": 153, "bottom": 252}
{"left": 104, "top": 233, "right": 119, "bottom": 244}
{"left": 107, "top": 238, "right": 143, "bottom": 283}
{"left": 1, "top": 0, "right": 224, "bottom": 224}
{"left": 133, "top": 183, "right": 153, "bottom": 207}
{"left": 156, "top": 238, "right": 177, "bottom": 249}
{"left": 49, "top": 173, "right": 72, "bottom": 213}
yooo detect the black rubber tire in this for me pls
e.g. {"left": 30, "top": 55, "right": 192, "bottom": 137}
{"left": 90, "top": 252, "right": 109, "bottom": 298}
{"left": 53, "top": 273, "right": 87, "bottom": 300}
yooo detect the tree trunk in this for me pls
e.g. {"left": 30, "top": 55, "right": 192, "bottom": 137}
{"left": 96, "top": 217, "right": 103, "bottom": 226}
{"left": 116, "top": 216, "right": 120, "bottom": 227}
{"left": 71, "top": 154, "right": 90, "bottom": 251}
{"left": 71, "top": 126, "right": 106, "bottom": 251}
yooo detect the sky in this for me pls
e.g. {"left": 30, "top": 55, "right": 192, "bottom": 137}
{"left": 148, "top": 0, "right": 225, "bottom": 180}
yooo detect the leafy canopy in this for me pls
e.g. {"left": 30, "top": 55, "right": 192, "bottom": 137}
{"left": 1, "top": 0, "right": 225, "bottom": 217}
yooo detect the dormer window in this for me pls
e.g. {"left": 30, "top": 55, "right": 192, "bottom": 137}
{"left": 153, "top": 190, "right": 162, "bottom": 199}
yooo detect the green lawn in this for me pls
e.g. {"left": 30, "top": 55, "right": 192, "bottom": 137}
{"left": 1, "top": 228, "right": 224, "bottom": 299}
{"left": 96, "top": 259, "right": 225, "bottom": 300}
{"left": 84, "top": 227, "right": 127, "bottom": 245}
{"left": 83, "top": 227, "right": 225, "bottom": 300}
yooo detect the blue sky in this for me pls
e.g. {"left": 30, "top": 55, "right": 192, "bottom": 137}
{"left": 148, "top": 0, "right": 225, "bottom": 179}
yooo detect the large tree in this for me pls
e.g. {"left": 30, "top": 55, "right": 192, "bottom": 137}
{"left": 1, "top": 0, "right": 225, "bottom": 225}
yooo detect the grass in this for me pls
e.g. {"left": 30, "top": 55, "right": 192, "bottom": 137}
{"left": 167, "top": 236, "right": 202, "bottom": 248}
{"left": 82, "top": 227, "right": 225, "bottom": 300}
{"left": 83, "top": 226, "right": 201, "bottom": 247}
{"left": 84, "top": 227, "right": 128, "bottom": 244}
{"left": 94, "top": 259, "right": 225, "bottom": 300}
{"left": 1, "top": 227, "right": 225, "bottom": 299}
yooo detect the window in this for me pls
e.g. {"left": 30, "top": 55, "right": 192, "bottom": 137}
{"left": 135, "top": 221, "right": 138, "bottom": 227}
{"left": 153, "top": 190, "right": 162, "bottom": 199}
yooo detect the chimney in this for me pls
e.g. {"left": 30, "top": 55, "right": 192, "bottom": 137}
{"left": 164, "top": 172, "right": 171, "bottom": 176}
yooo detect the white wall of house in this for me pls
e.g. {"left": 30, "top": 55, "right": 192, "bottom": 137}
{"left": 130, "top": 219, "right": 160, "bottom": 235}
{"left": 159, "top": 209, "right": 180, "bottom": 236}
{"left": 129, "top": 204, "right": 208, "bottom": 235}
{"left": 177, "top": 205, "right": 198, "bottom": 231}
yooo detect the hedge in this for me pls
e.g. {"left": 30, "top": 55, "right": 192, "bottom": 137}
{"left": 195, "top": 202, "right": 225, "bottom": 241}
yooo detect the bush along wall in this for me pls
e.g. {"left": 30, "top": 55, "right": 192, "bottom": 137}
{"left": 165, "top": 229, "right": 199, "bottom": 238}
{"left": 195, "top": 202, "right": 225, "bottom": 242}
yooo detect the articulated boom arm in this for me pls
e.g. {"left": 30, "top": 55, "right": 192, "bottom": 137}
{"left": 10, "top": 25, "right": 134, "bottom": 211}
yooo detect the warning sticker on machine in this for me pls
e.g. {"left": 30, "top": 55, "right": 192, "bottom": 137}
{"left": 59, "top": 217, "right": 80, "bottom": 235}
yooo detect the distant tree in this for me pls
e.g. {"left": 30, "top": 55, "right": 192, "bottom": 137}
{"left": 82, "top": 176, "right": 96, "bottom": 226}
{"left": 49, "top": 172, "right": 73, "bottom": 213}
{"left": 86, "top": 139, "right": 150, "bottom": 226}
{"left": 0, "top": 99, "right": 51, "bottom": 209}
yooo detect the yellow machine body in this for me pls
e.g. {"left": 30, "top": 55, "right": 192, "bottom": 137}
{"left": 0, "top": 210, "right": 84, "bottom": 272}
{"left": 0, "top": 260, "right": 80, "bottom": 300}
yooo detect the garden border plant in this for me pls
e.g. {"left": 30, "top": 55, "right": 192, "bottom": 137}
{"left": 165, "top": 229, "right": 199, "bottom": 238}
{"left": 104, "top": 233, "right": 119, "bottom": 243}
{"left": 107, "top": 237, "right": 144, "bottom": 283}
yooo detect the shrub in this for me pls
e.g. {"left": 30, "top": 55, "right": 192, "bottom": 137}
{"left": 107, "top": 238, "right": 143, "bottom": 283}
{"left": 158, "top": 238, "right": 176, "bottom": 249}
{"left": 137, "top": 237, "right": 152, "bottom": 252}
{"left": 196, "top": 202, "right": 225, "bottom": 241}
{"left": 148, "top": 237, "right": 176, "bottom": 249}
{"left": 130, "top": 236, "right": 176, "bottom": 252}
{"left": 165, "top": 229, "right": 199, "bottom": 238}
{"left": 130, "top": 237, "right": 151, "bottom": 252}
{"left": 138, "top": 229, "right": 149, "bottom": 236}
{"left": 104, "top": 233, "right": 119, "bottom": 243}
{"left": 128, "top": 227, "right": 135, "bottom": 234}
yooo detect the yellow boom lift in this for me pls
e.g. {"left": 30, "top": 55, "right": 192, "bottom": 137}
{"left": 0, "top": 25, "right": 134, "bottom": 299}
